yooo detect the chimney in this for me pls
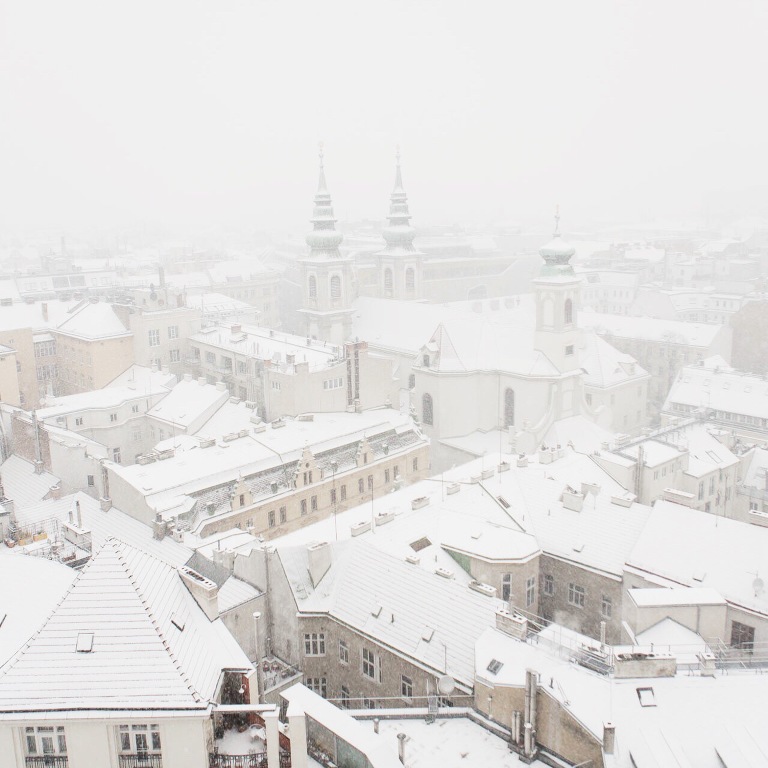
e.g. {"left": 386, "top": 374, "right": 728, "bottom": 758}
{"left": 523, "top": 669, "right": 538, "bottom": 760}
{"left": 231, "top": 324, "right": 242, "bottom": 334}
{"left": 307, "top": 541, "right": 331, "bottom": 587}
{"left": 397, "top": 733, "right": 407, "bottom": 765}
{"left": 75, "top": 499, "right": 82, "bottom": 528}
{"left": 152, "top": 511, "right": 167, "bottom": 540}
{"left": 41, "top": 302, "right": 49, "bottom": 322}
{"left": 99, "top": 496, "right": 112, "bottom": 512}
{"left": 603, "top": 722, "right": 616, "bottom": 755}
{"left": 179, "top": 566, "right": 219, "bottom": 621}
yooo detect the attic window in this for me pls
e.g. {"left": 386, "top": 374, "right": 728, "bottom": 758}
{"left": 171, "top": 614, "right": 186, "bottom": 632}
{"left": 636, "top": 687, "right": 656, "bottom": 707}
{"left": 487, "top": 659, "right": 503, "bottom": 675}
{"left": 410, "top": 537, "right": 432, "bottom": 552}
{"left": 76, "top": 632, "right": 94, "bottom": 653}
{"left": 497, "top": 496, "right": 510, "bottom": 509}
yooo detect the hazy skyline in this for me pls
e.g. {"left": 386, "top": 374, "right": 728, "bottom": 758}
{"left": 2, "top": 0, "right": 768, "bottom": 238}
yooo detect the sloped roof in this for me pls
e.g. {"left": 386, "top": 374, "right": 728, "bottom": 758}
{"left": 0, "top": 538, "right": 251, "bottom": 712}
{"left": 0, "top": 455, "right": 59, "bottom": 509}
{"left": 55, "top": 301, "right": 130, "bottom": 340}
{"left": 279, "top": 539, "right": 502, "bottom": 687}
{"left": 579, "top": 333, "right": 648, "bottom": 388}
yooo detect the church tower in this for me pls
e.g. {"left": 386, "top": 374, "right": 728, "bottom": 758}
{"left": 298, "top": 146, "right": 355, "bottom": 345}
{"left": 533, "top": 209, "right": 581, "bottom": 372}
{"left": 376, "top": 149, "right": 423, "bottom": 300}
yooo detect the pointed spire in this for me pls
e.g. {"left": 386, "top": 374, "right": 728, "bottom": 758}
{"left": 393, "top": 145, "right": 404, "bottom": 192}
{"left": 554, "top": 204, "right": 561, "bottom": 237}
{"left": 306, "top": 143, "right": 343, "bottom": 257}
{"left": 317, "top": 141, "right": 328, "bottom": 194}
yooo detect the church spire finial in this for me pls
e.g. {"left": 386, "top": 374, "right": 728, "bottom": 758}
{"left": 394, "top": 145, "right": 404, "bottom": 192}
{"left": 317, "top": 141, "right": 328, "bottom": 193}
{"left": 554, "top": 204, "right": 561, "bottom": 237}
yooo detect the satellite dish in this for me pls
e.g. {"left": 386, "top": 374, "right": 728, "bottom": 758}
{"left": 753, "top": 577, "right": 764, "bottom": 596}
{"left": 437, "top": 674, "right": 455, "bottom": 695}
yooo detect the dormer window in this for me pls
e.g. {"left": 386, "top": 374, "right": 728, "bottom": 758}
{"left": 422, "top": 354, "right": 430, "bottom": 368}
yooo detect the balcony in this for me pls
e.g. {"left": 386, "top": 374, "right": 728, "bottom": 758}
{"left": 25, "top": 757, "right": 69, "bottom": 768}
{"left": 118, "top": 755, "right": 163, "bottom": 768}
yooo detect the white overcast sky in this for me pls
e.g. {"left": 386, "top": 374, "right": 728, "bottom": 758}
{"left": 1, "top": 0, "right": 768, "bottom": 237}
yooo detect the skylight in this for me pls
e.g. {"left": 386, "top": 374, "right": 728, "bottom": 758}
{"left": 410, "top": 537, "right": 432, "bottom": 552}
{"left": 497, "top": 496, "right": 510, "bottom": 509}
{"left": 76, "top": 632, "right": 94, "bottom": 653}
{"left": 636, "top": 687, "right": 656, "bottom": 707}
{"left": 486, "top": 659, "right": 503, "bottom": 675}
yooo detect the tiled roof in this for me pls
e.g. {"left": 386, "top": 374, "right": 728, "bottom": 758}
{"left": 0, "top": 538, "right": 251, "bottom": 712}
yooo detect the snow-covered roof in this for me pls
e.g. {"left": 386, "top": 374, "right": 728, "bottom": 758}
{"left": 0, "top": 455, "right": 59, "bottom": 509}
{"left": 627, "top": 501, "right": 768, "bottom": 617}
{"left": 280, "top": 539, "right": 502, "bottom": 687}
{"left": 664, "top": 359, "right": 768, "bottom": 419}
{"left": 580, "top": 310, "right": 724, "bottom": 347}
{"left": 0, "top": 300, "right": 73, "bottom": 333}
{"left": 0, "top": 554, "right": 76, "bottom": 666}
{"left": 475, "top": 626, "right": 768, "bottom": 767}
{"left": 0, "top": 538, "right": 252, "bottom": 713}
{"left": 147, "top": 378, "right": 231, "bottom": 430}
{"left": 580, "top": 333, "right": 649, "bottom": 389}
{"left": 55, "top": 301, "right": 130, "bottom": 340}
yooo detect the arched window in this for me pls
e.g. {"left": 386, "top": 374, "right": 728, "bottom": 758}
{"left": 308, "top": 275, "right": 317, "bottom": 299}
{"left": 504, "top": 388, "right": 515, "bottom": 427}
{"left": 408, "top": 373, "right": 415, "bottom": 389}
{"left": 422, "top": 393, "right": 434, "bottom": 426}
{"left": 405, "top": 267, "right": 415, "bottom": 294}
{"left": 330, "top": 275, "right": 341, "bottom": 299}
{"left": 383, "top": 268, "right": 393, "bottom": 297}
{"left": 564, "top": 298, "right": 573, "bottom": 325}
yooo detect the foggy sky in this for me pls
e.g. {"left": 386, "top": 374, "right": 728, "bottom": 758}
{"left": 2, "top": 0, "right": 768, "bottom": 238}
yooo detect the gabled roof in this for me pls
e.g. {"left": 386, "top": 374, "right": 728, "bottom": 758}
{"left": 0, "top": 538, "right": 251, "bottom": 713}
{"left": 55, "top": 301, "right": 131, "bottom": 340}
{"left": 0, "top": 454, "right": 59, "bottom": 509}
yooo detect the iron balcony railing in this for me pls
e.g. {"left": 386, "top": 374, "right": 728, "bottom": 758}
{"left": 25, "top": 757, "right": 69, "bottom": 768}
{"left": 118, "top": 755, "right": 163, "bottom": 768}
{"left": 209, "top": 752, "right": 290, "bottom": 768}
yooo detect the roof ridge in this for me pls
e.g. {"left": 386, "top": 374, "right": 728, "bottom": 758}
{"left": 110, "top": 538, "right": 204, "bottom": 703}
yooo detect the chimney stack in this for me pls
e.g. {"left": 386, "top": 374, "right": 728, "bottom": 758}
{"left": 41, "top": 303, "right": 49, "bottom": 322}
{"left": 397, "top": 733, "right": 406, "bottom": 765}
{"left": 603, "top": 722, "right": 616, "bottom": 755}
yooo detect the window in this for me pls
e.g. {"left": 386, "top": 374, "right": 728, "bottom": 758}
{"left": 422, "top": 393, "right": 434, "bottom": 425}
{"left": 169, "top": 348, "right": 181, "bottom": 363}
{"left": 87, "top": 475, "right": 95, "bottom": 487}
{"left": 279, "top": 506, "right": 287, "bottom": 524}
{"left": 330, "top": 487, "right": 337, "bottom": 504}
{"left": 358, "top": 478, "right": 364, "bottom": 495}
{"left": 363, "top": 697, "right": 375, "bottom": 709}
{"left": 543, "top": 574, "right": 554, "bottom": 596}
{"left": 367, "top": 475, "right": 373, "bottom": 491}
{"left": 384, "top": 469, "right": 390, "bottom": 484}
{"left": 205, "top": 351, "right": 216, "bottom": 364}
{"left": 568, "top": 583, "right": 585, "bottom": 608}
{"left": 504, "top": 388, "right": 515, "bottom": 427}
{"left": 168, "top": 325, "right": 178, "bottom": 339}
{"left": 304, "top": 633, "right": 326, "bottom": 656}
{"left": 148, "top": 329, "right": 160, "bottom": 347}
{"left": 75, "top": 417, "right": 83, "bottom": 426}
{"left": 110, "top": 412, "right": 118, "bottom": 422}
{"left": 709, "top": 476, "right": 715, "bottom": 495}
{"left": 112, "top": 447, "right": 121, "bottom": 464}
{"left": 526, "top": 576, "right": 536, "bottom": 607}
{"left": 731, "top": 621, "right": 755, "bottom": 650}
{"left": 340, "top": 685, "right": 350, "bottom": 708}
{"left": 311, "top": 495, "right": 318, "bottom": 512}
{"left": 131, "top": 404, "right": 139, "bottom": 414}
{"left": 330, "top": 275, "right": 342, "bottom": 299}
{"left": 238, "top": 360, "right": 247, "bottom": 374}
{"left": 408, "top": 373, "right": 415, "bottom": 389}
{"left": 601, "top": 595, "right": 612, "bottom": 618}
{"left": 698, "top": 482, "right": 704, "bottom": 501}
{"left": 502, "top": 573, "right": 512, "bottom": 602}
{"left": 25, "top": 725, "right": 67, "bottom": 756}
{"left": 339, "top": 640, "right": 349, "bottom": 664}
{"left": 401, "top": 674, "right": 413, "bottom": 699}
{"left": 301, "top": 499, "right": 308, "bottom": 516}
{"left": 117, "top": 724, "right": 161, "bottom": 756}
{"left": 383, "top": 268, "right": 394, "bottom": 297}
{"left": 362, "top": 647, "right": 381, "bottom": 682}
{"left": 412, "top": 458, "right": 418, "bottom": 472}
{"left": 306, "top": 677, "right": 327, "bottom": 698}
{"left": 565, "top": 344, "right": 574, "bottom": 356}
{"left": 132, "top": 426, "right": 142, "bottom": 442}
{"left": 564, "top": 298, "right": 573, "bottom": 324}
{"left": 268, "top": 510, "right": 276, "bottom": 528}
{"left": 340, "top": 485, "right": 347, "bottom": 501}
{"left": 405, "top": 267, "right": 415, "bottom": 293}
{"left": 308, "top": 275, "right": 317, "bottom": 299}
